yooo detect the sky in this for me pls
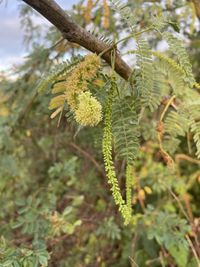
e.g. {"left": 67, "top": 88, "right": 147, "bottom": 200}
{"left": 0, "top": 0, "right": 78, "bottom": 72}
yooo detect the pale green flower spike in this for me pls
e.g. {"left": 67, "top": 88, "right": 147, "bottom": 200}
{"left": 75, "top": 92, "right": 102, "bottom": 127}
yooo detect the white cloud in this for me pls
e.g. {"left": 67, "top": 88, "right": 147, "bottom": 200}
{"left": 0, "top": 54, "right": 26, "bottom": 72}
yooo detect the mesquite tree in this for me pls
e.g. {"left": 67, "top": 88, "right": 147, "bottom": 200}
{"left": 0, "top": 0, "right": 200, "bottom": 266}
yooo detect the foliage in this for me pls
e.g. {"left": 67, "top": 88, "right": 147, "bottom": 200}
{"left": 0, "top": 0, "right": 200, "bottom": 266}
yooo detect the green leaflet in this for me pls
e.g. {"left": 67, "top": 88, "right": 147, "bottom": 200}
{"left": 136, "top": 39, "right": 161, "bottom": 111}
{"left": 163, "top": 32, "right": 195, "bottom": 87}
{"left": 164, "top": 102, "right": 200, "bottom": 158}
{"left": 110, "top": 0, "right": 137, "bottom": 30}
{"left": 112, "top": 96, "right": 140, "bottom": 163}
{"left": 165, "top": 110, "right": 190, "bottom": 137}
{"left": 188, "top": 103, "right": 200, "bottom": 158}
{"left": 153, "top": 52, "right": 188, "bottom": 97}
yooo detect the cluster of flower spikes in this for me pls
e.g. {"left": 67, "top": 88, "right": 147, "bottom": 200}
{"left": 75, "top": 92, "right": 102, "bottom": 126}
{"left": 49, "top": 54, "right": 102, "bottom": 127}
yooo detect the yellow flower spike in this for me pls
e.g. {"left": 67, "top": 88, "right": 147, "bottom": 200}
{"left": 74, "top": 92, "right": 102, "bottom": 127}
{"left": 52, "top": 81, "right": 66, "bottom": 94}
{"left": 102, "top": 0, "right": 110, "bottom": 29}
{"left": 93, "top": 78, "right": 105, "bottom": 87}
{"left": 144, "top": 186, "right": 152, "bottom": 194}
{"left": 84, "top": 0, "right": 93, "bottom": 24}
{"left": 49, "top": 94, "right": 66, "bottom": 110}
{"left": 64, "top": 54, "right": 101, "bottom": 109}
{"left": 49, "top": 54, "right": 101, "bottom": 120}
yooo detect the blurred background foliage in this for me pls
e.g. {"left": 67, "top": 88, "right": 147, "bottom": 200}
{"left": 0, "top": 0, "right": 200, "bottom": 266}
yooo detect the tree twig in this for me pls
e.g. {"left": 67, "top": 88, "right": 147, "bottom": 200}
{"left": 175, "top": 154, "right": 200, "bottom": 165}
{"left": 69, "top": 142, "right": 105, "bottom": 177}
{"left": 186, "top": 234, "right": 200, "bottom": 267}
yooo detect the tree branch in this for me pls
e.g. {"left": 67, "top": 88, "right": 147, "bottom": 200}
{"left": 22, "top": 0, "right": 132, "bottom": 80}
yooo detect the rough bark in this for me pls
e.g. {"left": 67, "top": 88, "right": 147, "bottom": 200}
{"left": 22, "top": 0, "right": 132, "bottom": 80}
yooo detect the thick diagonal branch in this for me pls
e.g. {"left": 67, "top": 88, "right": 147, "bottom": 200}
{"left": 22, "top": 0, "right": 132, "bottom": 80}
